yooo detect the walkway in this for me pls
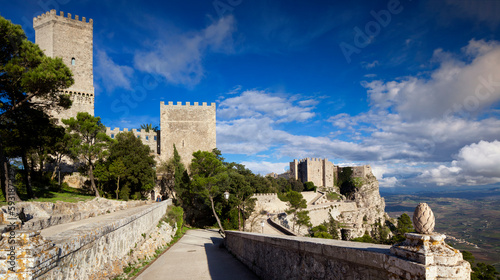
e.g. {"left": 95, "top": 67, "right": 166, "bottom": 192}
{"left": 135, "top": 229, "right": 259, "bottom": 280}
{"left": 40, "top": 202, "right": 160, "bottom": 238}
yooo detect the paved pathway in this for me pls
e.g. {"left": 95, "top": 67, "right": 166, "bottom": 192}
{"left": 135, "top": 229, "right": 259, "bottom": 280}
{"left": 40, "top": 202, "right": 158, "bottom": 238}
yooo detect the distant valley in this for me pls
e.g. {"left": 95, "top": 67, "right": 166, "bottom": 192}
{"left": 382, "top": 187, "right": 500, "bottom": 270}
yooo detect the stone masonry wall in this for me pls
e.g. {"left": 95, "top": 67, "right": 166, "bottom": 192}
{"left": 106, "top": 127, "right": 158, "bottom": 155}
{"left": 0, "top": 200, "right": 173, "bottom": 279}
{"left": 160, "top": 102, "right": 216, "bottom": 168}
{"left": 225, "top": 231, "right": 469, "bottom": 280}
{"left": 34, "top": 10, "right": 94, "bottom": 121}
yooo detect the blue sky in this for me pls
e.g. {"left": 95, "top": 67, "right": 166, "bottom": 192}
{"left": 3, "top": 0, "right": 500, "bottom": 191}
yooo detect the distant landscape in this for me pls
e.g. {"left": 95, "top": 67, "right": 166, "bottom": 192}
{"left": 382, "top": 187, "right": 500, "bottom": 271}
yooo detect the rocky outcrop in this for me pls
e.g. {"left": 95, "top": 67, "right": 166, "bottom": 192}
{"left": 336, "top": 172, "right": 387, "bottom": 238}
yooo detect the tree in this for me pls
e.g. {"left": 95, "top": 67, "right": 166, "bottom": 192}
{"left": 0, "top": 16, "right": 73, "bottom": 119}
{"left": 226, "top": 163, "right": 256, "bottom": 231}
{"left": 190, "top": 150, "right": 227, "bottom": 234}
{"left": 282, "top": 190, "right": 308, "bottom": 231}
{"left": 397, "top": 213, "right": 414, "bottom": 235}
{"left": 109, "top": 159, "right": 126, "bottom": 199}
{"left": 140, "top": 123, "right": 159, "bottom": 132}
{"left": 63, "top": 112, "right": 111, "bottom": 197}
{"left": 107, "top": 132, "right": 156, "bottom": 199}
{"left": 295, "top": 210, "right": 311, "bottom": 233}
{"left": 1, "top": 16, "right": 73, "bottom": 199}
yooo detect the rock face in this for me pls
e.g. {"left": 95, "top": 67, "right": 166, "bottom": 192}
{"left": 334, "top": 172, "right": 387, "bottom": 239}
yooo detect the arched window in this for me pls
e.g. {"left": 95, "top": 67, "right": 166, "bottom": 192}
{"left": 71, "top": 57, "right": 75, "bottom": 65}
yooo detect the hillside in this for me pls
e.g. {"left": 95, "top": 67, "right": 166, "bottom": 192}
{"left": 383, "top": 188, "right": 500, "bottom": 271}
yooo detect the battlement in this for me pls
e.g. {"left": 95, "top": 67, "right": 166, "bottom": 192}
{"left": 299, "top": 157, "right": 327, "bottom": 163}
{"left": 33, "top": 10, "right": 93, "bottom": 27}
{"left": 106, "top": 127, "right": 157, "bottom": 141}
{"left": 160, "top": 101, "right": 216, "bottom": 108}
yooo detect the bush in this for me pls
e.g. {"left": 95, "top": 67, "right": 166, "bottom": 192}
{"left": 119, "top": 186, "right": 131, "bottom": 201}
{"left": 131, "top": 191, "right": 142, "bottom": 200}
{"left": 166, "top": 206, "right": 184, "bottom": 235}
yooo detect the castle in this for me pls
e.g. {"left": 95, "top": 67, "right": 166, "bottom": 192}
{"left": 33, "top": 10, "right": 216, "bottom": 168}
{"left": 288, "top": 158, "right": 371, "bottom": 189}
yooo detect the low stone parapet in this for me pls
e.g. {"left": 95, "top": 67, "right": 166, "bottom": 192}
{"left": 225, "top": 231, "right": 471, "bottom": 279}
{"left": 0, "top": 200, "right": 173, "bottom": 279}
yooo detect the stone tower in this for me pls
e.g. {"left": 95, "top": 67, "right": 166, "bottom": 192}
{"left": 33, "top": 10, "right": 94, "bottom": 120}
{"left": 160, "top": 102, "right": 216, "bottom": 168}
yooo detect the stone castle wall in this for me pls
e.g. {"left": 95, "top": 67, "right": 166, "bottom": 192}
{"left": 34, "top": 9, "right": 94, "bottom": 121}
{"left": 160, "top": 102, "right": 216, "bottom": 168}
{"left": 290, "top": 158, "right": 371, "bottom": 189}
{"left": 106, "top": 127, "right": 158, "bottom": 154}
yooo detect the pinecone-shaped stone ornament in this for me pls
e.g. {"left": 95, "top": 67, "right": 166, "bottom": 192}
{"left": 413, "top": 203, "right": 435, "bottom": 234}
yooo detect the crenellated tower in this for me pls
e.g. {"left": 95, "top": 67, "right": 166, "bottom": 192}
{"left": 33, "top": 9, "right": 94, "bottom": 120}
{"left": 160, "top": 102, "right": 217, "bottom": 168}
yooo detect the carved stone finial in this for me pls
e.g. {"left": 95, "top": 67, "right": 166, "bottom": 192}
{"left": 413, "top": 203, "right": 435, "bottom": 234}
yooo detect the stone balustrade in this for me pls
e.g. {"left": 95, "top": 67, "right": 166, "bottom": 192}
{"left": 225, "top": 230, "right": 471, "bottom": 279}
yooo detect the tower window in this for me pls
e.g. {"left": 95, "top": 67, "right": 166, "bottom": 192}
{"left": 146, "top": 136, "right": 149, "bottom": 141}
{"left": 111, "top": 134, "right": 114, "bottom": 139}
{"left": 71, "top": 58, "right": 75, "bottom": 65}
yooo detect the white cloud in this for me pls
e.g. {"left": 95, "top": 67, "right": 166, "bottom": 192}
{"left": 134, "top": 16, "right": 235, "bottom": 87}
{"left": 363, "top": 39, "right": 500, "bottom": 121}
{"left": 218, "top": 90, "right": 316, "bottom": 123}
{"left": 362, "top": 60, "right": 379, "bottom": 69}
{"left": 95, "top": 50, "right": 134, "bottom": 93}
{"left": 240, "top": 161, "right": 290, "bottom": 175}
{"left": 418, "top": 140, "right": 500, "bottom": 186}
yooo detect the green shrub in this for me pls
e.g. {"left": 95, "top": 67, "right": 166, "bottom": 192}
{"left": 166, "top": 206, "right": 184, "bottom": 235}
{"left": 119, "top": 186, "right": 131, "bottom": 201}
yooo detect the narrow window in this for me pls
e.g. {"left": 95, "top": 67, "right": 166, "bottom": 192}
{"left": 71, "top": 57, "right": 75, "bottom": 65}
{"left": 146, "top": 136, "right": 149, "bottom": 141}
{"left": 154, "top": 136, "right": 157, "bottom": 141}
{"left": 111, "top": 134, "right": 114, "bottom": 139}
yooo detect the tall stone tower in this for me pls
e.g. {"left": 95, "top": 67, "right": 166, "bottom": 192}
{"left": 33, "top": 9, "right": 94, "bottom": 120}
{"left": 160, "top": 102, "right": 216, "bottom": 168}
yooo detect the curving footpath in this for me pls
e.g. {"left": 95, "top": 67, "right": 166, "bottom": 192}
{"left": 135, "top": 229, "right": 259, "bottom": 280}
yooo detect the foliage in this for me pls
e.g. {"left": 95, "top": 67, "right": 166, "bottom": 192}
{"left": 337, "top": 167, "right": 357, "bottom": 199}
{"left": 326, "top": 192, "right": 341, "bottom": 201}
{"left": 63, "top": 112, "right": 111, "bottom": 197}
{"left": 397, "top": 213, "right": 414, "bottom": 235}
{"left": 303, "top": 181, "right": 316, "bottom": 192}
{"left": 107, "top": 132, "right": 156, "bottom": 198}
{"left": 0, "top": 16, "right": 73, "bottom": 118}
{"left": 190, "top": 150, "right": 227, "bottom": 233}
{"left": 310, "top": 225, "right": 333, "bottom": 239}
{"left": 351, "top": 231, "right": 375, "bottom": 243}
{"left": 352, "top": 177, "right": 365, "bottom": 188}
{"left": 462, "top": 251, "right": 500, "bottom": 280}
{"left": 295, "top": 210, "right": 311, "bottom": 232}
{"left": 109, "top": 159, "right": 126, "bottom": 199}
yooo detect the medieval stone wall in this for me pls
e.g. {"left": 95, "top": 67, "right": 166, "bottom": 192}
{"left": 106, "top": 127, "right": 158, "bottom": 154}
{"left": 160, "top": 102, "right": 216, "bottom": 168}
{"left": 34, "top": 9, "right": 94, "bottom": 121}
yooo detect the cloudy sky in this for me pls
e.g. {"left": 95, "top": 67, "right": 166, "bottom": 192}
{"left": 3, "top": 0, "right": 500, "bottom": 192}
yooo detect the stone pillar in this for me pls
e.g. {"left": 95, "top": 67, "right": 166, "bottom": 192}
{"left": 390, "top": 203, "right": 471, "bottom": 279}
{"left": 0, "top": 230, "right": 59, "bottom": 279}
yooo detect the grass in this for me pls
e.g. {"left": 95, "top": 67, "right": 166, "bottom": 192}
{"left": 0, "top": 185, "right": 95, "bottom": 206}
{"left": 326, "top": 192, "right": 341, "bottom": 201}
